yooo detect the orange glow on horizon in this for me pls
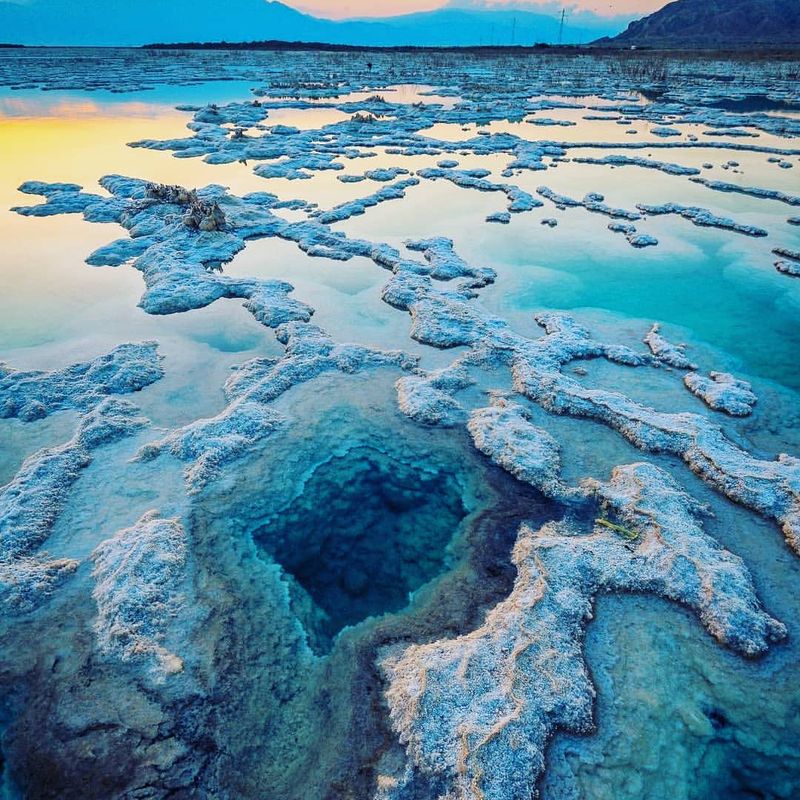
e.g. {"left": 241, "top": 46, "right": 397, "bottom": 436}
{"left": 281, "top": 0, "right": 666, "bottom": 20}
{"left": 0, "top": 98, "right": 169, "bottom": 120}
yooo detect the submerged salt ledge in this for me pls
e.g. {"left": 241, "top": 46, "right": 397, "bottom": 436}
{"left": 381, "top": 465, "right": 784, "bottom": 800}
{"left": 396, "top": 365, "right": 472, "bottom": 427}
{"left": 0, "top": 398, "right": 152, "bottom": 612}
{"left": 92, "top": 511, "right": 190, "bottom": 683}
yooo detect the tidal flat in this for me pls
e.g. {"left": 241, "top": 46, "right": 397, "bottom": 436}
{"left": 0, "top": 47, "right": 799, "bottom": 800}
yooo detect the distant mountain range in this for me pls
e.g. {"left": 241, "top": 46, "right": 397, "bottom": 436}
{"left": 0, "top": 0, "right": 631, "bottom": 47}
{"left": 596, "top": 0, "right": 800, "bottom": 48}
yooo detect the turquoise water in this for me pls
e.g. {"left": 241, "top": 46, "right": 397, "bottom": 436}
{"left": 494, "top": 229, "right": 800, "bottom": 388}
{"left": 1, "top": 54, "right": 799, "bottom": 800}
{"left": 253, "top": 442, "right": 469, "bottom": 649}
{"left": 338, "top": 175, "right": 800, "bottom": 392}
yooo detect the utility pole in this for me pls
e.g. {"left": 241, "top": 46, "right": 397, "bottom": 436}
{"left": 558, "top": 9, "right": 566, "bottom": 45}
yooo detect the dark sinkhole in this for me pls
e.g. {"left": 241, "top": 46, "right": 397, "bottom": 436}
{"left": 252, "top": 444, "right": 469, "bottom": 650}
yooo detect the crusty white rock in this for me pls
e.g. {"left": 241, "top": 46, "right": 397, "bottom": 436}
{"left": 0, "top": 342, "right": 163, "bottom": 422}
{"left": 644, "top": 323, "right": 697, "bottom": 370}
{"left": 381, "top": 464, "right": 784, "bottom": 800}
{"left": 684, "top": 371, "right": 757, "bottom": 416}
{"left": 91, "top": 511, "right": 191, "bottom": 684}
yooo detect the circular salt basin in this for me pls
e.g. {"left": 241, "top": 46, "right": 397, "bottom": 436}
{"left": 253, "top": 439, "right": 469, "bottom": 649}
{"left": 193, "top": 370, "right": 556, "bottom": 652}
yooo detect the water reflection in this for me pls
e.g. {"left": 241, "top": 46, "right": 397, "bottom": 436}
{"left": 1, "top": 64, "right": 799, "bottom": 800}
{"left": 2, "top": 83, "right": 798, "bottom": 390}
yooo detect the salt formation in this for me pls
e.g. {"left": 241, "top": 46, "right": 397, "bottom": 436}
{"left": 644, "top": 323, "right": 698, "bottom": 370}
{"left": 1, "top": 345, "right": 163, "bottom": 612}
{"left": 684, "top": 371, "right": 758, "bottom": 416}
{"left": 774, "top": 247, "right": 800, "bottom": 276}
{"left": 0, "top": 342, "right": 163, "bottom": 421}
{"left": 0, "top": 399, "right": 153, "bottom": 612}
{"left": 384, "top": 262, "right": 800, "bottom": 554}
{"left": 92, "top": 512, "right": 191, "bottom": 683}
{"left": 573, "top": 154, "right": 700, "bottom": 176}
{"left": 381, "top": 464, "right": 784, "bottom": 800}
{"left": 138, "top": 322, "right": 417, "bottom": 490}
{"left": 538, "top": 185, "right": 642, "bottom": 220}
{"left": 608, "top": 222, "right": 659, "bottom": 247}
{"left": 314, "top": 177, "right": 420, "bottom": 224}
{"left": 418, "top": 167, "right": 541, "bottom": 214}
{"left": 467, "top": 398, "right": 568, "bottom": 500}
{"left": 637, "top": 202, "right": 769, "bottom": 236}
{"left": 689, "top": 177, "right": 800, "bottom": 206}
{"left": 13, "top": 178, "right": 314, "bottom": 327}
{"left": 776, "top": 260, "right": 800, "bottom": 276}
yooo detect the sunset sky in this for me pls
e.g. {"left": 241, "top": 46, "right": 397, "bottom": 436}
{"left": 282, "top": 0, "right": 667, "bottom": 19}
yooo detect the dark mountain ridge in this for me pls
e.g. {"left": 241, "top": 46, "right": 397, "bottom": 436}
{"left": 595, "top": 0, "right": 800, "bottom": 49}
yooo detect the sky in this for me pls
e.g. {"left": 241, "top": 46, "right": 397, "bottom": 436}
{"left": 283, "top": 0, "right": 667, "bottom": 19}
{"left": 0, "top": 0, "right": 662, "bottom": 46}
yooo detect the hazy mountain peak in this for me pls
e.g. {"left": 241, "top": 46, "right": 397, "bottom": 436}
{"left": 0, "top": 0, "right": 629, "bottom": 46}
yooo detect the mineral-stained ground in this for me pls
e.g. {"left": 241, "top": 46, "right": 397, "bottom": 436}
{"left": 0, "top": 46, "right": 799, "bottom": 800}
